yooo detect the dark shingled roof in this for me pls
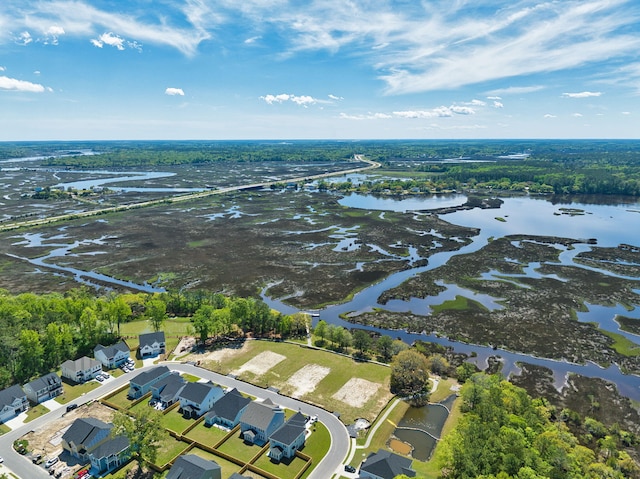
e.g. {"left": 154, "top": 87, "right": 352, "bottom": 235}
{"left": 0, "top": 384, "right": 26, "bottom": 408}
{"left": 90, "top": 435, "right": 129, "bottom": 459}
{"left": 94, "top": 341, "right": 129, "bottom": 360}
{"left": 179, "top": 382, "right": 222, "bottom": 404}
{"left": 166, "top": 454, "right": 220, "bottom": 479}
{"left": 228, "top": 474, "right": 251, "bottom": 479}
{"left": 24, "top": 372, "right": 60, "bottom": 392}
{"left": 360, "top": 449, "right": 416, "bottom": 479}
{"left": 139, "top": 331, "right": 165, "bottom": 348}
{"left": 62, "top": 418, "right": 112, "bottom": 447}
{"left": 130, "top": 366, "right": 170, "bottom": 386}
{"left": 269, "top": 413, "right": 306, "bottom": 446}
{"left": 205, "top": 388, "right": 251, "bottom": 422}
{"left": 153, "top": 374, "right": 186, "bottom": 402}
{"left": 240, "top": 399, "right": 283, "bottom": 431}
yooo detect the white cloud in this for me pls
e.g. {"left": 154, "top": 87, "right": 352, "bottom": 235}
{"left": 339, "top": 112, "right": 391, "bottom": 120}
{"left": 492, "top": 101, "right": 504, "bottom": 108}
{"left": 573, "top": 113, "right": 583, "bottom": 117}
{"left": 622, "top": 111, "right": 631, "bottom": 115}
{"left": 328, "top": 94, "right": 344, "bottom": 101}
{"left": 393, "top": 105, "right": 476, "bottom": 118}
{"left": 165, "top": 87, "right": 185, "bottom": 96}
{"left": 92, "top": 32, "right": 125, "bottom": 50}
{"left": 244, "top": 36, "right": 261, "bottom": 44}
{"left": 261, "top": 93, "right": 325, "bottom": 107}
{"left": 16, "top": 31, "right": 33, "bottom": 45}
{"left": 487, "top": 86, "right": 545, "bottom": 96}
{"left": 562, "top": 91, "right": 602, "bottom": 98}
{"left": 0, "top": 75, "right": 46, "bottom": 92}
{"left": 0, "top": 66, "right": 5, "bottom": 72}
{"left": 34, "top": 70, "right": 41, "bottom": 75}
{"left": 487, "top": 96, "right": 502, "bottom": 100}
{"left": 544, "top": 114, "right": 557, "bottom": 118}
{"left": 469, "top": 99, "right": 486, "bottom": 106}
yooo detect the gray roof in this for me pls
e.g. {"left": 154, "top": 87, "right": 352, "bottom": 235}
{"left": 63, "top": 418, "right": 112, "bottom": 447}
{"left": 139, "top": 331, "right": 165, "bottom": 348}
{"left": 25, "top": 372, "right": 61, "bottom": 391}
{"left": 153, "top": 374, "right": 186, "bottom": 402}
{"left": 179, "top": 382, "right": 223, "bottom": 404}
{"left": 61, "top": 356, "right": 101, "bottom": 373}
{"left": 240, "top": 399, "right": 283, "bottom": 431}
{"left": 269, "top": 412, "right": 306, "bottom": 445}
{"left": 166, "top": 454, "right": 220, "bottom": 479}
{"left": 360, "top": 449, "right": 416, "bottom": 479}
{"left": 94, "top": 341, "right": 129, "bottom": 360}
{"left": 91, "top": 435, "right": 129, "bottom": 459}
{"left": 131, "top": 366, "right": 170, "bottom": 387}
{"left": 205, "top": 388, "right": 251, "bottom": 422}
{"left": 228, "top": 474, "right": 251, "bottom": 479}
{"left": 0, "top": 384, "right": 26, "bottom": 408}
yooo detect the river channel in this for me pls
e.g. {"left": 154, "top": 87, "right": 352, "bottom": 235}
{"left": 8, "top": 171, "right": 640, "bottom": 400}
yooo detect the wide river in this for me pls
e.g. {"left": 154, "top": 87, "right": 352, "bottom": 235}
{"left": 266, "top": 193, "right": 640, "bottom": 400}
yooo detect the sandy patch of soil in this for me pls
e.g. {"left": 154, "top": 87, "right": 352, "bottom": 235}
{"left": 332, "top": 378, "right": 380, "bottom": 408}
{"left": 234, "top": 351, "right": 286, "bottom": 376}
{"left": 21, "top": 402, "right": 115, "bottom": 458}
{"left": 187, "top": 341, "right": 250, "bottom": 364}
{"left": 287, "top": 364, "right": 330, "bottom": 397}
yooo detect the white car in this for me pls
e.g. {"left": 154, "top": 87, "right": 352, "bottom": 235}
{"left": 0, "top": 456, "right": 4, "bottom": 463}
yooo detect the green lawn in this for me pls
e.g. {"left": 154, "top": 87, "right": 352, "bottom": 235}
{"left": 299, "top": 422, "right": 331, "bottom": 479}
{"left": 120, "top": 318, "right": 191, "bottom": 355}
{"left": 253, "top": 453, "right": 308, "bottom": 479}
{"left": 205, "top": 340, "right": 393, "bottom": 424}
{"left": 0, "top": 423, "right": 10, "bottom": 435}
{"left": 103, "top": 387, "right": 134, "bottom": 410}
{"left": 184, "top": 422, "right": 229, "bottom": 445}
{"left": 55, "top": 379, "right": 100, "bottom": 403}
{"left": 154, "top": 437, "right": 191, "bottom": 467}
{"left": 160, "top": 410, "right": 195, "bottom": 435}
{"left": 24, "top": 403, "right": 50, "bottom": 423}
{"left": 217, "top": 434, "right": 264, "bottom": 463}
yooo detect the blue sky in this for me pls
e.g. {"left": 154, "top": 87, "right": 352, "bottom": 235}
{"left": 1, "top": 0, "right": 639, "bottom": 140}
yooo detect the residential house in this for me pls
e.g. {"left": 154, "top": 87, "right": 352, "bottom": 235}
{"left": 204, "top": 388, "right": 251, "bottom": 429}
{"left": 61, "top": 356, "right": 102, "bottom": 384}
{"left": 23, "top": 372, "right": 62, "bottom": 404}
{"left": 89, "top": 435, "right": 130, "bottom": 474}
{"left": 150, "top": 373, "right": 186, "bottom": 408}
{"left": 228, "top": 475, "right": 251, "bottom": 479}
{"left": 166, "top": 454, "right": 221, "bottom": 479}
{"left": 128, "top": 366, "right": 171, "bottom": 399}
{"left": 359, "top": 449, "right": 416, "bottom": 479}
{"left": 239, "top": 398, "right": 285, "bottom": 446}
{"left": 178, "top": 382, "right": 224, "bottom": 419}
{"left": 62, "top": 417, "right": 113, "bottom": 461}
{"left": 0, "top": 384, "right": 28, "bottom": 424}
{"left": 138, "top": 331, "right": 166, "bottom": 358}
{"left": 268, "top": 411, "right": 307, "bottom": 461}
{"left": 94, "top": 341, "right": 130, "bottom": 369}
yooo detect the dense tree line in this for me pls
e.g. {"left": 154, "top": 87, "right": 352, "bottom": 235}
{"left": 435, "top": 373, "right": 640, "bottom": 479}
{"left": 0, "top": 288, "right": 310, "bottom": 388}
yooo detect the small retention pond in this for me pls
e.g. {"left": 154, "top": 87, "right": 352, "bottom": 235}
{"left": 391, "top": 394, "right": 457, "bottom": 461}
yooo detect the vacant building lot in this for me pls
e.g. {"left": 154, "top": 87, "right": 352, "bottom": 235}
{"left": 191, "top": 339, "right": 392, "bottom": 424}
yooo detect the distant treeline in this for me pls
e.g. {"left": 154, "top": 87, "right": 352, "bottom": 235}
{"left": 3, "top": 139, "right": 640, "bottom": 195}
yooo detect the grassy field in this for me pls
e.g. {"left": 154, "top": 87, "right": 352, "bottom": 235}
{"left": 119, "top": 318, "right": 191, "bottom": 354}
{"left": 24, "top": 403, "right": 50, "bottom": 423}
{"left": 55, "top": 379, "right": 100, "bottom": 403}
{"left": 201, "top": 339, "right": 393, "bottom": 424}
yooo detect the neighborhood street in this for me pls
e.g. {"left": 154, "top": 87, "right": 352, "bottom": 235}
{"left": 0, "top": 362, "right": 350, "bottom": 479}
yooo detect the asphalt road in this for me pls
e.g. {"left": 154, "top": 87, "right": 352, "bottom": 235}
{"left": 0, "top": 362, "right": 350, "bottom": 479}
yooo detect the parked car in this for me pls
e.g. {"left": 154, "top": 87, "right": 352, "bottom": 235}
{"left": 44, "top": 457, "right": 59, "bottom": 468}
{"left": 0, "top": 456, "right": 4, "bottom": 463}
{"left": 344, "top": 464, "right": 356, "bottom": 473}
{"left": 96, "top": 375, "right": 104, "bottom": 382}
{"left": 32, "top": 453, "right": 43, "bottom": 463}
{"left": 66, "top": 403, "right": 78, "bottom": 412}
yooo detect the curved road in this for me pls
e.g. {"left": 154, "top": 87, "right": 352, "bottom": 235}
{"left": 0, "top": 362, "right": 350, "bottom": 479}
